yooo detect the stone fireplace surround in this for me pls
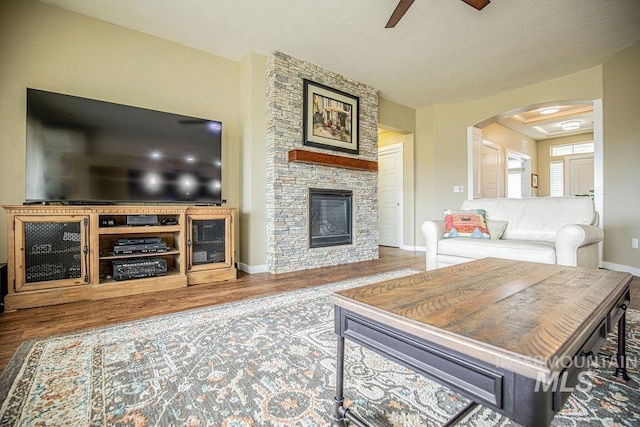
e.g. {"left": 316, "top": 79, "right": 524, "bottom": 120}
{"left": 266, "top": 52, "right": 379, "bottom": 274}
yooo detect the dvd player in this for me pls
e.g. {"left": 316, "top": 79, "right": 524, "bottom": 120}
{"left": 112, "top": 258, "right": 167, "bottom": 281}
{"left": 113, "top": 237, "right": 167, "bottom": 255}
{"left": 113, "top": 242, "right": 168, "bottom": 254}
{"left": 116, "top": 237, "right": 163, "bottom": 246}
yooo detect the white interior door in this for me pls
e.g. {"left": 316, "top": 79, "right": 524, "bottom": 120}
{"left": 565, "top": 154, "right": 594, "bottom": 196}
{"left": 378, "top": 144, "right": 403, "bottom": 247}
{"left": 481, "top": 142, "right": 501, "bottom": 198}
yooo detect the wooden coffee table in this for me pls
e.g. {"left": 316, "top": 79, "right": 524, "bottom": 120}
{"left": 330, "top": 258, "right": 632, "bottom": 427}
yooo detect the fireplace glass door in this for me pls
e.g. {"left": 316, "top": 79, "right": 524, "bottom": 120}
{"left": 309, "top": 188, "right": 353, "bottom": 248}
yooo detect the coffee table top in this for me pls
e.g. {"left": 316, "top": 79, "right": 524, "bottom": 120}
{"left": 331, "top": 258, "right": 632, "bottom": 380}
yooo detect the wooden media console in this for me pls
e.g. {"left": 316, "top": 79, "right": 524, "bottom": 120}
{"left": 3, "top": 205, "right": 236, "bottom": 311}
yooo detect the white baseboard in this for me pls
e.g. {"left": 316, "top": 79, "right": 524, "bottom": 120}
{"left": 601, "top": 261, "right": 640, "bottom": 276}
{"left": 239, "top": 257, "right": 636, "bottom": 277}
{"left": 238, "top": 263, "right": 268, "bottom": 274}
{"left": 400, "top": 244, "right": 426, "bottom": 252}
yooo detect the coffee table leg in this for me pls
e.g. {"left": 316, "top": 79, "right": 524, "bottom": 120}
{"left": 332, "top": 334, "right": 348, "bottom": 427}
{"left": 442, "top": 401, "right": 479, "bottom": 427}
{"left": 614, "top": 304, "right": 630, "bottom": 380}
{"left": 332, "top": 335, "right": 371, "bottom": 427}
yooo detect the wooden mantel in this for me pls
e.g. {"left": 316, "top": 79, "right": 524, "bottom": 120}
{"left": 288, "top": 149, "right": 378, "bottom": 172}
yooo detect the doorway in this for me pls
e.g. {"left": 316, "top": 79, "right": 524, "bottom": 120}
{"left": 506, "top": 151, "right": 531, "bottom": 198}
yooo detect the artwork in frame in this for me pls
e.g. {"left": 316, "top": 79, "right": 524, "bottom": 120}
{"left": 531, "top": 173, "right": 538, "bottom": 188}
{"left": 303, "top": 79, "right": 359, "bottom": 155}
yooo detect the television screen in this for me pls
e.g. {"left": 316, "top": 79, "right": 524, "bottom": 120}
{"left": 25, "top": 88, "right": 223, "bottom": 204}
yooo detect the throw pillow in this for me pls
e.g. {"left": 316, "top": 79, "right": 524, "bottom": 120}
{"left": 486, "top": 220, "right": 509, "bottom": 240}
{"left": 443, "top": 209, "right": 490, "bottom": 239}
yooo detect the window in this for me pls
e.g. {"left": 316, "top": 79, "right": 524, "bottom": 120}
{"left": 550, "top": 142, "right": 594, "bottom": 157}
{"left": 550, "top": 161, "right": 564, "bottom": 196}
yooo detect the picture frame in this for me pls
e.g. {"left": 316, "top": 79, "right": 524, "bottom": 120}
{"left": 302, "top": 79, "right": 359, "bottom": 155}
{"left": 531, "top": 173, "right": 538, "bottom": 188}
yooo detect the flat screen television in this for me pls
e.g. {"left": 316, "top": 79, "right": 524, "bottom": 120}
{"left": 25, "top": 88, "right": 223, "bottom": 205}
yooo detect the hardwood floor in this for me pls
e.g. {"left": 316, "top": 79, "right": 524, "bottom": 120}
{"left": 0, "top": 247, "right": 638, "bottom": 374}
{"left": 0, "top": 247, "right": 424, "bottom": 373}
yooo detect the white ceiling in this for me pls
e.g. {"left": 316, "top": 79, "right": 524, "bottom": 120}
{"left": 39, "top": 0, "right": 640, "bottom": 110}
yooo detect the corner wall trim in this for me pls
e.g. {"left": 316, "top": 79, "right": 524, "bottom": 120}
{"left": 401, "top": 245, "right": 426, "bottom": 252}
{"left": 238, "top": 263, "right": 268, "bottom": 274}
{"left": 601, "top": 261, "right": 640, "bottom": 277}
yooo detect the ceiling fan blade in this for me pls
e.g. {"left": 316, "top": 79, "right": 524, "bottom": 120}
{"left": 461, "top": 0, "right": 490, "bottom": 11}
{"left": 385, "top": 0, "right": 415, "bottom": 28}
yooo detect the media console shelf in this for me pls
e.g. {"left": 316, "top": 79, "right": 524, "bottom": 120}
{"left": 3, "top": 205, "right": 236, "bottom": 311}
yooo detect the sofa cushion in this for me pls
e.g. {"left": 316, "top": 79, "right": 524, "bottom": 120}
{"left": 486, "top": 220, "right": 508, "bottom": 240}
{"left": 461, "top": 197, "right": 595, "bottom": 243}
{"left": 438, "top": 237, "right": 556, "bottom": 264}
{"left": 443, "top": 209, "right": 490, "bottom": 239}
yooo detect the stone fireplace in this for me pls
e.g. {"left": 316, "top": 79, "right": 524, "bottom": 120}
{"left": 309, "top": 188, "right": 353, "bottom": 248}
{"left": 266, "top": 52, "right": 379, "bottom": 274}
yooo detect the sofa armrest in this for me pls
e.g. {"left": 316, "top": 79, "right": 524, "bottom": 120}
{"left": 556, "top": 224, "right": 604, "bottom": 266}
{"left": 421, "top": 220, "right": 445, "bottom": 270}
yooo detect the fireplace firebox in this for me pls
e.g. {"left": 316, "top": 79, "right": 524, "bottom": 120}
{"left": 309, "top": 188, "right": 353, "bottom": 248}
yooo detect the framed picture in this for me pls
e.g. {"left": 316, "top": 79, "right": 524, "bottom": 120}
{"left": 531, "top": 173, "right": 538, "bottom": 188}
{"left": 303, "top": 79, "right": 359, "bottom": 154}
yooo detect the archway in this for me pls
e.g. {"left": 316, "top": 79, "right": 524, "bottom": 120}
{"left": 466, "top": 99, "right": 603, "bottom": 227}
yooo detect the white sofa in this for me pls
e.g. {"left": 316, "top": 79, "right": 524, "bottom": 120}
{"left": 421, "top": 197, "right": 603, "bottom": 270}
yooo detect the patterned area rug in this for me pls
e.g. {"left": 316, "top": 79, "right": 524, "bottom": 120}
{"left": 0, "top": 269, "right": 638, "bottom": 426}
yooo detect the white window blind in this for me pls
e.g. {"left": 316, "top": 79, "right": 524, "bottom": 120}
{"left": 550, "top": 161, "right": 564, "bottom": 196}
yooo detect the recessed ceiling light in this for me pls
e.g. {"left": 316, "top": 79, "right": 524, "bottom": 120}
{"left": 561, "top": 120, "right": 581, "bottom": 131}
{"left": 539, "top": 106, "right": 560, "bottom": 115}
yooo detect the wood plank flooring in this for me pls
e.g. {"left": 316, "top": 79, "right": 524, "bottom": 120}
{"left": 1, "top": 247, "right": 638, "bottom": 374}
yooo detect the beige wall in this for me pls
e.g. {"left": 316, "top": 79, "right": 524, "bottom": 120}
{"left": 603, "top": 41, "right": 640, "bottom": 270}
{"left": 481, "top": 123, "right": 537, "bottom": 157}
{"left": 0, "top": 0, "right": 241, "bottom": 263}
{"left": 536, "top": 133, "right": 594, "bottom": 197}
{"left": 239, "top": 53, "right": 267, "bottom": 269}
{"left": 415, "top": 104, "right": 436, "bottom": 242}
{"left": 414, "top": 103, "right": 469, "bottom": 233}
{"left": 379, "top": 97, "right": 416, "bottom": 133}
{"left": 467, "top": 66, "right": 603, "bottom": 126}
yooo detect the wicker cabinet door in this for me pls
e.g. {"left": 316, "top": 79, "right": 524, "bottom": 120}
{"left": 14, "top": 215, "right": 90, "bottom": 291}
{"left": 187, "top": 214, "right": 232, "bottom": 272}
